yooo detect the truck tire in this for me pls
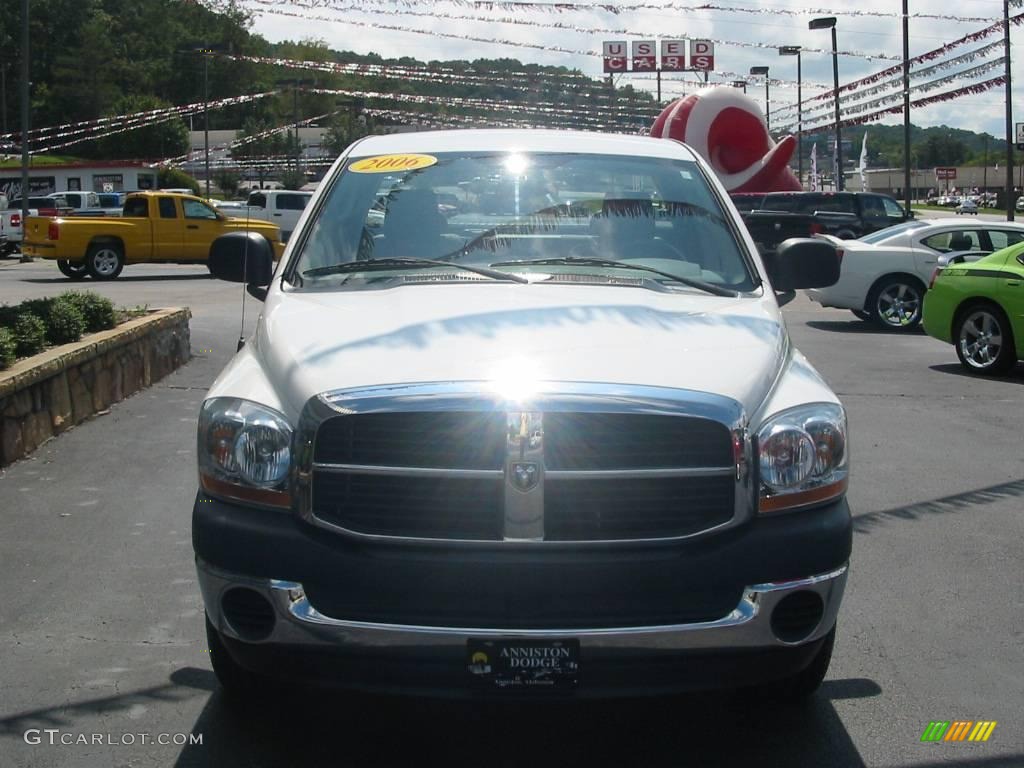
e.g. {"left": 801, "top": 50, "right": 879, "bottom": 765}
{"left": 747, "top": 626, "right": 836, "bottom": 704}
{"left": 85, "top": 242, "right": 124, "bottom": 280}
{"left": 57, "top": 259, "right": 89, "bottom": 280}
{"left": 205, "top": 615, "right": 278, "bottom": 705}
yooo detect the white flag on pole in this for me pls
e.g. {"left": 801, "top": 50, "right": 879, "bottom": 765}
{"left": 810, "top": 143, "right": 818, "bottom": 191}
{"left": 859, "top": 132, "right": 869, "bottom": 191}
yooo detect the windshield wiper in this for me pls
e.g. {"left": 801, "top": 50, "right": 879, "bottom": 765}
{"left": 488, "top": 257, "right": 738, "bottom": 297}
{"left": 303, "top": 257, "right": 528, "bottom": 284}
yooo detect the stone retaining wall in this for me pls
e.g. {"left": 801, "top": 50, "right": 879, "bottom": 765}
{"left": 0, "top": 308, "right": 191, "bottom": 467}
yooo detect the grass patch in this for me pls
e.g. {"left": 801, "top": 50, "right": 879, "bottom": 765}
{"left": 0, "top": 154, "right": 85, "bottom": 168}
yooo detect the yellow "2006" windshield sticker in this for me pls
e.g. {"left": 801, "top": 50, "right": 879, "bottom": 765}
{"left": 348, "top": 154, "right": 438, "bottom": 173}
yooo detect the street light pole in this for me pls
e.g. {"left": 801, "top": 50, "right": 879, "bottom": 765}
{"left": 203, "top": 53, "right": 210, "bottom": 198}
{"left": 750, "top": 66, "right": 770, "bottom": 131}
{"left": 810, "top": 17, "right": 843, "bottom": 191}
{"left": 1003, "top": 0, "right": 1014, "bottom": 220}
{"left": 780, "top": 46, "right": 803, "bottom": 187}
{"left": 19, "top": 0, "right": 29, "bottom": 239}
{"left": 902, "top": 0, "right": 912, "bottom": 212}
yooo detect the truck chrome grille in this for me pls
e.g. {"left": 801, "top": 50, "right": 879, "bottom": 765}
{"left": 308, "top": 399, "right": 740, "bottom": 543}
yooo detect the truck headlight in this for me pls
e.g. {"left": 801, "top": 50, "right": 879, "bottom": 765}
{"left": 756, "top": 403, "right": 847, "bottom": 514}
{"left": 198, "top": 398, "right": 292, "bottom": 509}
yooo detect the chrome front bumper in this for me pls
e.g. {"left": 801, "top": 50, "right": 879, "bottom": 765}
{"left": 198, "top": 558, "right": 847, "bottom": 652}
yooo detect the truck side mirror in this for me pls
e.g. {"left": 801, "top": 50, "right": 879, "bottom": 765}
{"left": 765, "top": 238, "right": 840, "bottom": 292}
{"left": 208, "top": 232, "right": 274, "bottom": 298}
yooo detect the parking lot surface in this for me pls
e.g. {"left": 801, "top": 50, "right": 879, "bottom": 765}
{"left": 1, "top": 259, "right": 1021, "bottom": 767}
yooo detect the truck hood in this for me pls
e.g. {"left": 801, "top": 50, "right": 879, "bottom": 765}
{"left": 253, "top": 283, "right": 787, "bottom": 420}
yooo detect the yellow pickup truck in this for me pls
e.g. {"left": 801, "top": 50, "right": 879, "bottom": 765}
{"left": 23, "top": 192, "right": 285, "bottom": 280}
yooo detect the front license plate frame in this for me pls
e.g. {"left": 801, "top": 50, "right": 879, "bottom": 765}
{"left": 467, "top": 638, "right": 580, "bottom": 691}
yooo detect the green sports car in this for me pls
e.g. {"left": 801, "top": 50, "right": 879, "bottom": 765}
{"left": 923, "top": 243, "right": 1024, "bottom": 375}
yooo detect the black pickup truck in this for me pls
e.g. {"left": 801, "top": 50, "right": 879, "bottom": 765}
{"left": 733, "top": 191, "right": 912, "bottom": 242}
{"left": 738, "top": 209, "right": 855, "bottom": 256}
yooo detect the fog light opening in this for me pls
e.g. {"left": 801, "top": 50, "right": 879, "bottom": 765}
{"left": 770, "top": 590, "right": 825, "bottom": 644}
{"left": 221, "top": 587, "right": 276, "bottom": 641}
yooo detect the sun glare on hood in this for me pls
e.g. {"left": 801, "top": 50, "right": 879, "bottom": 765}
{"left": 487, "top": 358, "right": 546, "bottom": 403}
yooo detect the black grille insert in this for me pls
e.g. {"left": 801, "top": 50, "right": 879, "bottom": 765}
{"left": 315, "top": 412, "right": 506, "bottom": 470}
{"left": 544, "top": 413, "right": 732, "bottom": 470}
{"left": 314, "top": 472, "right": 504, "bottom": 540}
{"left": 544, "top": 475, "right": 735, "bottom": 541}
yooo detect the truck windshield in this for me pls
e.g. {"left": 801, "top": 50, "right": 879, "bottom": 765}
{"left": 290, "top": 152, "right": 756, "bottom": 292}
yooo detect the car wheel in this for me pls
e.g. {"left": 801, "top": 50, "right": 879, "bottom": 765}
{"left": 205, "top": 615, "right": 277, "bottom": 704}
{"left": 57, "top": 259, "right": 89, "bottom": 280}
{"left": 851, "top": 310, "right": 870, "bottom": 321}
{"left": 747, "top": 626, "right": 836, "bottom": 703}
{"left": 867, "top": 276, "right": 925, "bottom": 330}
{"left": 85, "top": 242, "right": 124, "bottom": 280}
{"left": 835, "top": 230, "right": 856, "bottom": 240}
{"left": 954, "top": 303, "right": 1017, "bottom": 376}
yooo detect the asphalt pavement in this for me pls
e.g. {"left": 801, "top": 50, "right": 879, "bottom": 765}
{"left": 0, "top": 258, "right": 1021, "bottom": 768}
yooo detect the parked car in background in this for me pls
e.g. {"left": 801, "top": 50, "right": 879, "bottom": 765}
{"left": 923, "top": 242, "right": 1024, "bottom": 375}
{"left": 1, "top": 196, "right": 72, "bottom": 256}
{"left": 97, "top": 192, "right": 127, "bottom": 216}
{"left": 808, "top": 219, "right": 1024, "bottom": 329}
{"left": 956, "top": 199, "right": 979, "bottom": 215}
{"left": 21, "top": 191, "right": 283, "bottom": 279}
{"left": 731, "top": 191, "right": 912, "bottom": 240}
{"left": 48, "top": 191, "right": 101, "bottom": 213}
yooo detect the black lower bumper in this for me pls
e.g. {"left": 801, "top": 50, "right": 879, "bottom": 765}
{"left": 193, "top": 492, "right": 850, "bottom": 697}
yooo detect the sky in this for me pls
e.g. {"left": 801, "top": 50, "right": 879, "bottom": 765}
{"left": 244, "top": 0, "right": 1024, "bottom": 142}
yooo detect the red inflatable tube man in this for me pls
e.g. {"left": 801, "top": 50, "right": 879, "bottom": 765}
{"left": 651, "top": 87, "right": 802, "bottom": 193}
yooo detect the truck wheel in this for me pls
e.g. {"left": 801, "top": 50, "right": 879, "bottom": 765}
{"left": 57, "top": 260, "right": 89, "bottom": 280}
{"left": 867, "top": 275, "right": 924, "bottom": 330}
{"left": 205, "top": 615, "right": 277, "bottom": 705}
{"left": 85, "top": 243, "right": 124, "bottom": 280}
{"left": 749, "top": 626, "right": 836, "bottom": 704}
{"left": 954, "top": 303, "right": 1017, "bottom": 376}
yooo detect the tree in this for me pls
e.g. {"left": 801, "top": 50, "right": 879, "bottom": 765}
{"left": 93, "top": 95, "right": 189, "bottom": 160}
{"left": 213, "top": 169, "right": 241, "bottom": 197}
{"left": 322, "top": 107, "right": 371, "bottom": 157}
{"left": 278, "top": 169, "right": 306, "bottom": 190}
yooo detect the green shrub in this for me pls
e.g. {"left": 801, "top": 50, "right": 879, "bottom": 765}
{"left": 12, "top": 313, "right": 46, "bottom": 357}
{"left": 0, "top": 327, "right": 15, "bottom": 369}
{"left": 18, "top": 297, "right": 84, "bottom": 345}
{"left": 43, "top": 298, "right": 85, "bottom": 345}
{"left": 157, "top": 166, "right": 200, "bottom": 195}
{"left": 60, "top": 291, "right": 115, "bottom": 332}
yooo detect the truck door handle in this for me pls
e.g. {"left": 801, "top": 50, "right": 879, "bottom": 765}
{"left": 186, "top": 224, "right": 199, "bottom": 229}
{"left": 1007, "top": 280, "right": 1021, "bottom": 287}
{"left": 273, "top": 213, "right": 283, "bottom": 217}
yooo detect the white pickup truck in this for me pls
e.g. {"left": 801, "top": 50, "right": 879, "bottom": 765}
{"left": 215, "top": 189, "right": 312, "bottom": 242}
{"left": 1, "top": 196, "right": 72, "bottom": 256}
{"left": 195, "top": 130, "right": 851, "bottom": 704}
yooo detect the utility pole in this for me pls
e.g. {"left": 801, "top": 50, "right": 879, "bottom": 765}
{"left": 1003, "top": 0, "right": 1014, "bottom": 220}
{"left": 902, "top": 0, "right": 912, "bottom": 212}
{"left": 20, "top": 0, "right": 29, "bottom": 240}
